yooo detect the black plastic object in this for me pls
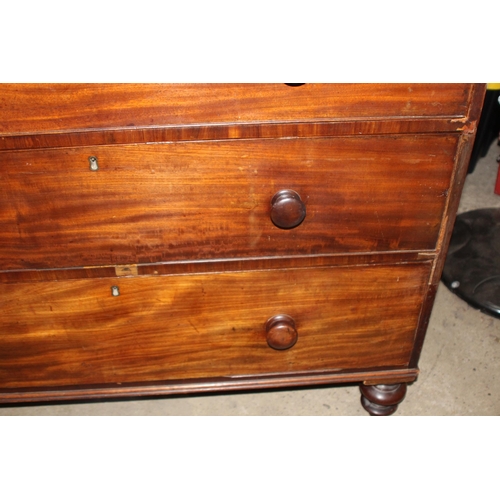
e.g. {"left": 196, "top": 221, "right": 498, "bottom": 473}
{"left": 468, "top": 89, "right": 500, "bottom": 173}
{"left": 442, "top": 208, "right": 500, "bottom": 317}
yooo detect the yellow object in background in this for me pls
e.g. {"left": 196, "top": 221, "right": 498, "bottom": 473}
{"left": 487, "top": 83, "right": 500, "bottom": 90}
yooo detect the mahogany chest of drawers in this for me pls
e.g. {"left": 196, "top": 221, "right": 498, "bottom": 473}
{"left": 0, "top": 84, "right": 485, "bottom": 415}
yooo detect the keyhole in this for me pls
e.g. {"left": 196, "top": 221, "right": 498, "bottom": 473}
{"left": 89, "top": 156, "right": 99, "bottom": 171}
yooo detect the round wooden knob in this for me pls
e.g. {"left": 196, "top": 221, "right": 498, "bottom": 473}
{"left": 265, "top": 314, "right": 298, "bottom": 350}
{"left": 270, "top": 190, "right": 306, "bottom": 229}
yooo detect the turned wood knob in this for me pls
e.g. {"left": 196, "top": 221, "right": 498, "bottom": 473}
{"left": 270, "top": 190, "right": 306, "bottom": 229}
{"left": 265, "top": 314, "right": 298, "bottom": 350}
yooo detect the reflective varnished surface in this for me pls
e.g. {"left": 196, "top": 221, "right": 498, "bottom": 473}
{"left": 0, "top": 84, "right": 486, "bottom": 412}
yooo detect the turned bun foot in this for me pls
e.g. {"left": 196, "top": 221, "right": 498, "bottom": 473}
{"left": 360, "top": 383, "right": 407, "bottom": 416}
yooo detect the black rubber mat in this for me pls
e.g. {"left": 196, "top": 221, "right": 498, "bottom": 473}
{"left": 442, "top": 208, "right": 500, "bottom": 318}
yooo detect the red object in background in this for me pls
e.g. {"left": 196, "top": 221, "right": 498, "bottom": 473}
{"left": 496, "top": 134, "right": 500, "bottom": 196}
{"left": 496, "top": 159, "right": 500, "bottom": 195}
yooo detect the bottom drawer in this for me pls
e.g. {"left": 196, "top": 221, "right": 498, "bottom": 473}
{"left": 0, "top": 263, "right": 430, "bottom": 389}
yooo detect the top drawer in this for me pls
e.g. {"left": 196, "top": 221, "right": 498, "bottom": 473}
{"left": 0, "top": 84, "right": 472, "bottom": 136}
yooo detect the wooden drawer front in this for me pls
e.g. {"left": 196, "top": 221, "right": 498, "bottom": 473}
{"left": 0, "top": 263, "right": 430, "bottom": 389}
{"left": 0, "top": 136, "right": 456, "bottom": 270}
{"left": 0, "top": 84, "right": 472, "bottom": 136}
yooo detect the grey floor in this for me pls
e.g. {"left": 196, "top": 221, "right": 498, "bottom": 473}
{"left": 2, "top": 140, "right": 500, "bottom": 416}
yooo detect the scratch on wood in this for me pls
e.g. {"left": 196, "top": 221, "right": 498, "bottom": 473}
{"left": 115, "top": 264, "right": 138, "bottom": 276}
{"left": 450, "top": 117, "right": 468, "bottom": 123}
{"left": 452, "top": 119, "right": 478, "bottom": 134}
{"left": 429, "top": 214, "right": 448, "bottom": 283}
{"left": 374, "top": 211, "right": 385, "bottom": 240}
{"left": 418, "top": 252, "right": 436, "bottom": 259}
{"left": 188, "top": 320, "right": 200, "bottom": 335}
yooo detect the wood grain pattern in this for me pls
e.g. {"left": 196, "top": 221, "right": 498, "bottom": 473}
{"left": 0, "top": 83, "right": 486, "bottom": 410}
{"left": 0, "top": 251, "right": 434, "bottom": 284}
{"left": 0, "top": 263, "right": 430, "bottom": 389}
{"left": 0, "top": 84, "right": 472, "bottom": 138}
{"left": 0, "top": 135, "right": 457, "bottom": 270}
{"left": 0, "top": 118, "right": 475, "bottom": 152}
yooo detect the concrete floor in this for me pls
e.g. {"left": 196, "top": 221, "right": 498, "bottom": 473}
{"left": 1, "top": 140, "right": 499, "bottom": 416}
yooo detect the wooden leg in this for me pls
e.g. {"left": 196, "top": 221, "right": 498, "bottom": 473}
{"left": 360, "top": 383, "right": 407, "bottom": 416}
